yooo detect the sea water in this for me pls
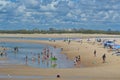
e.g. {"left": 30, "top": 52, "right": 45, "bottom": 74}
{"left": 0, "top": 42, "right": 74, "bottom": 68}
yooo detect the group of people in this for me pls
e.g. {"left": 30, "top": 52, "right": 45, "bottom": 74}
{"left": 25, "top": 52, "right": 42, "bottom": 65}
{"left": 74, "top": 55, "right": 81, "bottom": 66}
{"left": 0, "top": 51, "right": 6, "bottom": 57}
{"left": 25, "top": 47, "right": 56, "bottom": 66}
{"left": 94, "top": 50, "right": 106, "bottom": 63}
{"left": 0, "top": 47, "right": 7, "bottom": 57}
{"left": 73, "top": 49, "right": 106, "bottom": 68}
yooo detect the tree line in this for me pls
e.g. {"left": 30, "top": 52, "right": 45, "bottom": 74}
{"left": 0, "top": 29, "right": 120, "bottom": 35}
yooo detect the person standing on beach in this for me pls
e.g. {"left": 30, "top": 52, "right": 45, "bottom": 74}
{"left": 0, "top": 52, "right": 3, "bottom": 56}
{"left": 78, "top": 55, "right": 81, "bottom": 66}
{"left": 38, "top": 53, "right": 40, "bottom": 64}
{"left": 25, "top": 55, "right": 28, "bottom": 65}
{"left": 78, "top": 55, "right": 81, "bottom": 62}
{"left": 102, "top": 54, "right": 106, "bottom": 63}
{"left": 68, "top": 39, "right": 71, "bottom": 44}
{"left": 94, "top": 50, "right": 96, "bottom": 57}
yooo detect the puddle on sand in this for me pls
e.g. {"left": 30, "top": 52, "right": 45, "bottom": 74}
{"left": 0, "top": 42, "right": 83, "bottom": 68}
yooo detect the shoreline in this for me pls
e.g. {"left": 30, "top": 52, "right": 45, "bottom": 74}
{"left": 0, "top": 37, "right": 118, "bottom": 67}
{"left": 0, "top": 33, "right": 120, "bottom": 38}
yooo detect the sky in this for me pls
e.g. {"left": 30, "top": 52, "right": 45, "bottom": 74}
{"left": 0, "top": 0, "right": 120, "bottom": 30}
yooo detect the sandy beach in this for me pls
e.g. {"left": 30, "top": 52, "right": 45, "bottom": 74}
{"left": 0, "top": 33, "right": 120, "bottom": 80}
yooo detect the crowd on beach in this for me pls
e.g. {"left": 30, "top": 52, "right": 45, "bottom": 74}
{"left": 74, "top": 55, "right": 81, "bottom": 66}
{"left": 24, "top": 47, "right": 58, "bottom": 68}
{"left": 70, "top": 37, "right": 116, "bottom": 67}
{"left": 0, "top": 44, "right": 58, "bottom": 68}
{"left": 48, "top": 38, "right": 109, "bottom": 67}
{"left": 0, "top": 37, "right": 119, "bottom": 68}
{"left": 0, "top": 47, "right": 7, "bottom": 57}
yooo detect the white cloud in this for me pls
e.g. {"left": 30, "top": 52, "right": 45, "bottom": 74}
{"left": 25, "top": 12, "right": 31, "bottom": 17}
{"left": 66, "top": 9, "right": 81, "bottom": 20}
{"left": 80, "top": 0, "right": 96, "bottom": 5}
{"left": 81, "top": 13, "right": 86, "bottom": 18}
{"left": 112, "top": 13, "right": 119, "bottom": 20}
{"left": 28, "top": 0, "right": 39, "bottom": 5}
{"left": 68, "top": 1, "right": 75, "bottom": 8}
{"left": 66, "top": 12, "right": 78, "bottom": 20}
{"left": 20, "top": 0, "right": 39, "bottom": 8}
{"left": 40, "top": 1, "right": 58, "bottom": 11}
{"left": 103, "top": 12, "right": 109, "bottom": 19}
{"left": 0, "top": 0, "right": 120, "bottom": 29}
{"left": 0, "top": 0, "right": 10, "bottom": 6}
{"left": 0, "top": 0, "right": 15, "bottom": 11}
{"left": 81, "top": 17, "right": 87, "bottom": 21}
{"left": 17, "top": 5, "right": 26, "bottom": 13}
{"left": 43, "top": 12, "right": 54, "bottom": 17}
{"left": 53, "top": 19, "right": 60, "bottom": 23}
{"left": 66, "top": 12, "right": 73, "bottom": 18}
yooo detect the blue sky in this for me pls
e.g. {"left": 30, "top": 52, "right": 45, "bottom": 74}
{"left": 0, "top": 0, "right": 120, "bottom": 30}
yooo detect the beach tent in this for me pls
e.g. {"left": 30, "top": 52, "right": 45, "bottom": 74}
{"left": 112, "top": 44, "right": 120, "bottom": 50}
{"left": 112, "top": 45, "right": 120, "bottom": 56}
{"left": 96, "top": 38, "right": 101, "bottom": 42}
{"left": 103, "top": 41, "right": 115, "bottom": 48}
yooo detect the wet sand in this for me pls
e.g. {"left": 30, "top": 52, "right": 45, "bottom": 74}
{"left": 0, "top": 34, "right": 120, "bottom": 80}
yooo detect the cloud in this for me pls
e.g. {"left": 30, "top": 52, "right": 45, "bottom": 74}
{"left": 40, "top": 2, "right": 57, "bottom": 11}
{"left": 0, "top": 0, "right": 120, "bottom": 30}
{"left": 0, "top": 0, "right": 10, "bottom": 6}
{"left": 0, "top": 0, "right": 15, "bottom": 12}
{"left": 20, "top": 0, "right": 40, "bottom": 9}
{"left": 17, "top": 5, "right": 26, "bottom": 13}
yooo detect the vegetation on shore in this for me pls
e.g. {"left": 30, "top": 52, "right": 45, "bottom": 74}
{"left": 0, "top": 28, "right": 120, "bottom": 35}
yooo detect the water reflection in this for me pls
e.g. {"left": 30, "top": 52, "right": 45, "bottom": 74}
{"left": 0, "top": 42, "right": 74, "bottom": 68}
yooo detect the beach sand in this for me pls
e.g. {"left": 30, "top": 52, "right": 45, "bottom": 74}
{"left": 0, "top": 33, "right": 120, "bottom": 80}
